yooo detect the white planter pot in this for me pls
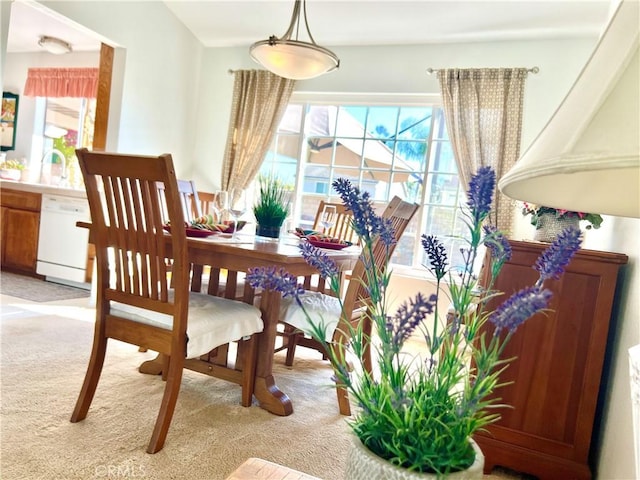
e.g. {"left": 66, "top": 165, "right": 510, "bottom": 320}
{"left": 533, "top": 213, "right": 580, "bottom": 242}
{"left": 345, "top": 436, "right": 484, "bottom": 480}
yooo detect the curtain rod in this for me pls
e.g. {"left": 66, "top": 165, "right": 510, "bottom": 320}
{"left": 426, "top": 66, "right": 539, "bottom": 74}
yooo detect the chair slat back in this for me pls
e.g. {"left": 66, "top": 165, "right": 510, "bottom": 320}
{"left": 341, "top": 196, "right": 419, "bottom": 317}
{"left": 197, "top": 191, "right": 216, "bottom": 217}
{"left": 77, "top": 148, "right": 189, "bottom": 325}
{"left": 157, "top": 179, "right": 202, "bottom": 224}
{"left": 312, "top": 200, "right": 358, "bottom": 245}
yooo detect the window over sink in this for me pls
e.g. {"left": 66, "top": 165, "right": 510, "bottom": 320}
{"left": 34, "top": 96, "right": 95, "bottom": 189}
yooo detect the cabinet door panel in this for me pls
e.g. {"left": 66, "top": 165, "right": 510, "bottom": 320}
{"left": 474, "top": 240, "right": 628, "bottom": 480}
{"left": 2, "top": 209, "right": 39, "bottom": 271}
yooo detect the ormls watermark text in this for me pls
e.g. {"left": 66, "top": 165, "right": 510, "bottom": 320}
{"left": 94, "top": 463, "right": 147, "bottom": 478}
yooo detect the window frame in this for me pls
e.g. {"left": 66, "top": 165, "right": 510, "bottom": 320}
{"left": 260, "top": 92, "right": 465, "bottom": 276}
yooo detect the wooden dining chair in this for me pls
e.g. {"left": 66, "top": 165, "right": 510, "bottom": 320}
{"left": 70, "top": 148, "right": 264, "bottom": 453}
{"left": 312, "top": 200, "right": 358, "bottom": 245}
{"left": 197, "top": 190, "right": 216, "bottom": 217}
{"left": 156, "top": 179, "right": 202, "bottom": 223}
{"left": 279, "top": 196, "right": 419, "bottom": 415}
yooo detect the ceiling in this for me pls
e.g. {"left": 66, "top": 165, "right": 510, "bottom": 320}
{"left": 6, "top": 0, "right": 614, "bottom": 54}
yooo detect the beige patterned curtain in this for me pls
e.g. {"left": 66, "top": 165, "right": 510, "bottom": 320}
{"left": 221, "top": 70, "right": 295, "bottom": 192}
{"left": 437, "top": 68, "right": 529, "bottom": 233}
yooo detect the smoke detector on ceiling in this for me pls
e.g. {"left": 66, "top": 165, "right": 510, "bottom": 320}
{"left": 38, "top": 36, "right": 72, "bottom": 55}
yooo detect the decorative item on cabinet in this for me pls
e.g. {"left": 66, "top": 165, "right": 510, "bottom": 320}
{"left": 473, "top": 240, "right": 628, "bottom": 480}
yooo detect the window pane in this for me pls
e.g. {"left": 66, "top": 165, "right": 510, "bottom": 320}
{"left": 398, "top": 107, "right": 432, "bottom": 140}
{"left": 429, "top": 140, "right": 456, "bottom": 173}
{"left": 365, "top": 106, "right": 398, "bottom": 139}
{"left": 260, "top": 100, "right": 464, "bottom": 273}
{"left": 278, "top": 104, "right": 303, "bottom": 134}
{"left": 427, "top": 173, "right": 460, "bottom": 206}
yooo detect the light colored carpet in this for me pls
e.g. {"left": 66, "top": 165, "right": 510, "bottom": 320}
{"left": 1, "top": 297, "right": 351, "bottom": 479}
{"left": 0, "top": 272, "right": 90, "bottom": 302}
{"left": 0, "top": 294, "right": 526, "bottom": 480}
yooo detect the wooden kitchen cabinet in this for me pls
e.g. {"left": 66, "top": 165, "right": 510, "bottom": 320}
{"left": 474, "top": 240, "right": 628, "bottom": 480}
{"left": 0, "top": 188, "right": 42, "bottom": 274}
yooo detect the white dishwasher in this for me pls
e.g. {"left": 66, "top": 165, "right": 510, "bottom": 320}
{"left": 37, "top": 194, "right": 91, "bottom": 288}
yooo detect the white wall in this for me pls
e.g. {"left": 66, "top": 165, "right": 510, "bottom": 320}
{"left": 38, "top": 1, "right": 203, "bottom": 179}
{"left": 0, "top": 0, "right": 11, "bottom": 95}
{"left": 193, "top": 38, "right": 597, "bottom": 192}
{"left": 575, "top": 48, "right": 639, "bottom": 480}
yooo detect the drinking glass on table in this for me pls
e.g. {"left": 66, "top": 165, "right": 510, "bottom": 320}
{"left": 214, "top": 190, "right": 229, "bottom": 223}
{"left": 229, "top": 188, "right": 247, "bottom": 239}
{"left": 320, "top": 205, "right": 337, "bottom": 234}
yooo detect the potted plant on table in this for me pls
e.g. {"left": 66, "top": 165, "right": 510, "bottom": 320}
{"left": 253, "top": 173, "right": 291, "bottom": 239}
{"left": 246, "top": 167, "right": 582, "bottom": 478}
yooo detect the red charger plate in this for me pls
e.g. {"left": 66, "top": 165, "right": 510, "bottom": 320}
{"left": 163, "top": 225, "right": 216, "bottom": 238}
{"left": 306, "top": 238, "right": 353, "bottom": 250}
{"left": 220, "top": 220, "right": 247, "bottom": 233}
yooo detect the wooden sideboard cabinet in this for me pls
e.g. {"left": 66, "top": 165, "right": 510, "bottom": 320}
{"left": 473, "top": 240, "right": 628, "bottom": 480}
{"left": 0, "top": 188, "right": 42, "bottom": 274}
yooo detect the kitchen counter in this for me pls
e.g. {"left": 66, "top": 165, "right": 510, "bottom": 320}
{"left": 0, "top": 179, "right": 87, "bottom": 199}
{"left": 1, "top": 180, "right": 91, "bottom": 283}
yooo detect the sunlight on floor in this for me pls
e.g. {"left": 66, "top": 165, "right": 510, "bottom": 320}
{"left": 0, "top": 294, "right": 95, "bottom": 323}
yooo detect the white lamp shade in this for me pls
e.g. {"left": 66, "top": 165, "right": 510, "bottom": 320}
{"left": 250, "top": 40, "right": 339, "bottom": 80}
{"left": 499, "top": 0, "right": 640, "bottom": 218}
{"left": 500, "top": 152, "right": 639, "bottom": 217}
{"left": 249, "top": 0, "right": 339, "bottom": 80}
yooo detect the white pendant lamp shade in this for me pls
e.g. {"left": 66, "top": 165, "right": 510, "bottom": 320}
{"left": 499, "top": 0, "right": 640, "bottom": 218}
{"left": 250, "top": 39, "right": 339, "bottom": 80}
{"left": 38, "top": 36, "right": 72, "bottom": 55}
{"left": 500, "top": 152, "right": 639, "bottom": 218}
{"left": 249, "top": 0, "right": 339, "bottom": 80}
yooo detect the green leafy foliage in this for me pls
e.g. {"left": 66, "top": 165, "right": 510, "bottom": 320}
{"left": 300, "top": 170, "right": 581, "bottom": 476}
{"left": 253, "top": 174, "right": 291, "bottom": 227}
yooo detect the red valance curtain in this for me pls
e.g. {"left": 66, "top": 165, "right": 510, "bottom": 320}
{"left": 24, "top": 68, "right": 99, "bottom": 98}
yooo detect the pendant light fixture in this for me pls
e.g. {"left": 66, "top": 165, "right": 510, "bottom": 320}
{"left": 38, "top": 36, "right": 72, "bottom": 55}
{"left": 249, "top": 0, "right": 339, "bottom": 80}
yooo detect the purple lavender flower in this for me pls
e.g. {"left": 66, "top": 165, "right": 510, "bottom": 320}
{"left": 489, "top": 286, "right": 553, "bottom": 335}
{"left": 246, "top": 266, "right": 305, "bottom": 299}
{"left": 466, "top": 166, "right": 495, "bottom": 222}
{"left": 534, "top": 226, "right": 582, "bottom": 284}
{"left": 387, "top": 293, "right": 437, "bottom": 349}
{"left": 332, "top": 178, "right": 394, "bottom": 244}
{"left": 299, "top": 241, "right": 340, "bottom": 279}
{"left": 377, "top": 217, "right": 397, "bottom": 248}
{"left": 421, "top": 234, "right": 448, "bottom": 280}
{"left": 483, "top": 225, "right": 512, "bottom": 265}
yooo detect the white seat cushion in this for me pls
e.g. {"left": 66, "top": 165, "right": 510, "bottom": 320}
{"left": 280, "top": 291, "right": 342, "bottom": 341}
{"left": 111, "top": 292, "right": 263, "bottom": 359}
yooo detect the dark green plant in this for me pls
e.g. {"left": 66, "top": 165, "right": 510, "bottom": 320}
{"left": 253, "top": 174, "right": 291, "bottom": 227}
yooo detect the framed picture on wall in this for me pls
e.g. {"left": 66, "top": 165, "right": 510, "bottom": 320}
{"left": 1, "top": 92, "right": 19, "bottom": 151}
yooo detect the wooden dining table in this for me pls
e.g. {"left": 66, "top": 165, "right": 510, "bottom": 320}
{"left": 185, "top": 232, "right": 359, "bottom": 416}
{"left": 80, "top": 223, "right": 359, "bottom": 416}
